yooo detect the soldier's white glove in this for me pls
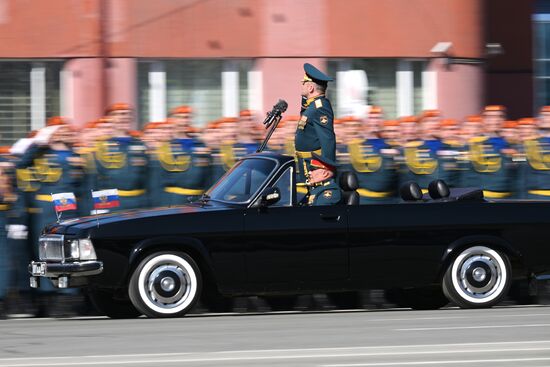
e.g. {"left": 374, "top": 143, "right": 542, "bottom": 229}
{"left": 6, "top": 224, "right": 28, "bottom": 240}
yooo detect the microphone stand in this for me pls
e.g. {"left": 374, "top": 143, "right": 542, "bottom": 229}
{"left": 256, "top": 99, "right": 288, "bottom": 153}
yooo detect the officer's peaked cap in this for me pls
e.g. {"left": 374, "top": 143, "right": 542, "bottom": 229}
{"left": 303, "top": 63, "right": 333, "bottom": 85}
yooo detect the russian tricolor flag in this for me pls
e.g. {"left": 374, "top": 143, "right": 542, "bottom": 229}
{"left": 92, "top": 189, "right": 120, "bottom": 209}
{"left": 51, "top": 192, "right": 77, "bottom": 212}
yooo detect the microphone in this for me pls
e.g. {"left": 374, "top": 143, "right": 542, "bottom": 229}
{"left": 256, "top": 99, "right": 288, "bottom": 153}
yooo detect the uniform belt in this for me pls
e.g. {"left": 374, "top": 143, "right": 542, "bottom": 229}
{"left": 35, "top": 194, "right": 53, "bottom": 202}
{"left": 295, "top": 149, "right": 322, "bottom": 159}
{"left": 296, "top": 183, "right": 309, "bottom": 194}
{"left": 483, "top": 190, "right": 512, "bottom": 198}
{"left": 0, "top": 204, "right": 9, "bottom": 211}
{"left": 357, "top": 188, "right": 393, "bottom": 198}
{"left": 164, "top": 187, "right": 204, "bottom": 196}
{"left": 528, "top": 190, "right": 550, "bottom": 196}
{"left": 118, "top": 189, "right": 146, "bottom": 197}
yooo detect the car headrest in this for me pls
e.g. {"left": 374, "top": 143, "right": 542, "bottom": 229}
{"left": 400, "top": 181, "right": 423, "bottom": 201}
{"left": 428, "top": 179, "right": 450, "bottom": 199}
{"left": 339, "top": 171, "right": 358, "bottom": 191}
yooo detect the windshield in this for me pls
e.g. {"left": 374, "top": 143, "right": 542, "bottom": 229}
{"left": 206, "top": 158, "right": 277, "bottom": 203}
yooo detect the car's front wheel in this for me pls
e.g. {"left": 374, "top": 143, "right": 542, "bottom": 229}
{"left": 129, "top": 251, "right": 202, "bottom": 318}
{"left": 443, "top": 246, "right": 511, "bottom": 308}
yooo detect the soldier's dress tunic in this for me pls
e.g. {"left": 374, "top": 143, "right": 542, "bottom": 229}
{"left": 346, "top": 138, "right": 397, "bottom": 204}
{"left": 93, "top": 136, "right": 148, "bottom": 211}
{"left": 523, "top": 136, "right": 550, "bottom": 199}
{"left": 156, "top": 138, "right": 211, "bottom": 206}
{"left": 307, "top": 178, "right": 341, "bottom": 206}
{"left": 16, "top": 144, "right": 84, "bottom": 292}
{"left": 461, "top": 136, "right": 516, "bottom": 198}
{"left": 400, "top": 139, "right": 442, "bottom": 193}
{"left": 294, "top": 95, "right": 336, "bottom": 192}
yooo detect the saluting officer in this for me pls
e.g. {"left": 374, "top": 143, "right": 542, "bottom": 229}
{"left": 157, "top": 106, "right": 211, "bottom": 206}
{"left": 93, "top": 104, "right": 148, "bottom": 211}
{"left": 306, "top": 153, "right": 341, "bottom": 206}
{"left": 295, "top": 63, "right": 336, "bottom": 197}
{"left": 16, "top": 123, "right": 84, "bottom": 316}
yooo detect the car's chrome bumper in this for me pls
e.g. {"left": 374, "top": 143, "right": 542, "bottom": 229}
{"left": 29, "top": 261, "right": 103, "bottom": 288}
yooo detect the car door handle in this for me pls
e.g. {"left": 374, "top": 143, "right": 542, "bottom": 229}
{"left": 320, "top": 213, "right": 341, "bottom": 221}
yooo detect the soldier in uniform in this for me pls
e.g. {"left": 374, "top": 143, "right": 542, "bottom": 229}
{"left": 465, "top": 105, "right": 517, "bottom": 198}
{"left": 16, "top": 123, "right": 84, "bottom": 316}
{"left": 202, "top": 120, "right": 226, "bottom": 187}
{"left": 522, "top": 108, "right": 550, "bottom": 199}
{"left": 0, "top": 147, "right": 16, "bottom": 317}
{"left": 344, "top": 116, "right": 398, "bottom": 203}
{"left": 438, "top": 119, "right": 465, "bottom": 188}
{"left": 156, "top": 106, "right": 211, "bottom": 206}
{"left": 306, "top": 153, "right": 341, "bottom": 206}
{"left": 399, "top": 114, "right": 441, "bottom": 194}
{"left": 295, "top": 63, "right": 336, "bottom": 199}
{"left": 93, "top": 103, "right": 148, "bottom": 211}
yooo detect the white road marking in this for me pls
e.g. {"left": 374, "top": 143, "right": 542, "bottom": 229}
{"left": 322, "top": 357, "right": 550, "bottom": 366}
{"left": 397, "top": 323, "right": 550, "bottom": 331}
{"left": 366, "top": 313, "right": 550, "bottom": 322}
{"left": 0, "top": 341, "right": 549, "bottom": 366}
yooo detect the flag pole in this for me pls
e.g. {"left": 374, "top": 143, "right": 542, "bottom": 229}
{"left": 52, "top": 193, "right": 62, "bottom": 223}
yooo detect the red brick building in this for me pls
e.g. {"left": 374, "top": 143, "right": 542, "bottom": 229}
{"left": 0, "top": 0, "right": 538, "bottom": 144}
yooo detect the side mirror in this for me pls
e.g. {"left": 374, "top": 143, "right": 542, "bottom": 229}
{"left": 260, "top": 187, "right": 281, "bottom": 207}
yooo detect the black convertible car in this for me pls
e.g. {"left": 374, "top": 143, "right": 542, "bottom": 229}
{"left": 29, "top": 153, "right": 550, "bottom": 318}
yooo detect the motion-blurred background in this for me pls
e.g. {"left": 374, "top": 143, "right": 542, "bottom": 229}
{"left": 1, "top": 0, "right": 550, "bottom": 318}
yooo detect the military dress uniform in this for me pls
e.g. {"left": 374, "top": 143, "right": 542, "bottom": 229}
{"left": 306, "top": 153, "right": 341, "bottom": 206}
{"left": 523, "top": 136, "right": 550, "bottom": 199}
{"left": 295, "top": 63, "right": 336, "bottom": 196}
{"left": 400, "top": 139, "right": 442, "bottom": 194}
{"left": 461, "top": 136, "right": 517, "bottom": 199}
{"left": 347, "top": 138, "right": 398, "bottom": 204}
{"left": 16, "top": 143, "right": 84, "bottom": 295}
{"left": 93, "top": 136, "right": 148, "bottom": 210}
{"left": 156, "top": 138, "right": 212, "bottom": 206}
{"left": 0, "top": 154, "right": 15, "bottom": 313}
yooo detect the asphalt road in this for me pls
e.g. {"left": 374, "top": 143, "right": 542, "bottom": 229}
{"left": 0, "top": 305, "right": 549, "bottom": 366}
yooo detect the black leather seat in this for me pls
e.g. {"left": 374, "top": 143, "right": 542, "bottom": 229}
{"left": 400, "top": 181, "right": 423, "bottom": 201}
{"left": 339, "top": 171, "right": 360, "bottom": 205}
{"left": 428, "top": 179, "right": 450, "bottom": 200}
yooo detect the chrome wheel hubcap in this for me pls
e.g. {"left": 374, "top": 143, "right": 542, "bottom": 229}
{"left": 145, "top": 263, "right": 191, "bottom": 309}
{"left": 453, "top": 246, "right": 506, "bottom": 302}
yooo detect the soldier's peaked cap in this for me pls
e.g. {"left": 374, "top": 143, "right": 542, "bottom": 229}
{"left": 303, "top": 63, "right": 333, "bottom": 85}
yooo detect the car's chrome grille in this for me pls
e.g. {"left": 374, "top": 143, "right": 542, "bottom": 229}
{"left": 38, "top": 235, "right": 65, "bottom": 261}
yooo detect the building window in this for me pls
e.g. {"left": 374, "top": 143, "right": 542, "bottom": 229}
{"left": 0, "top": 61, "right": 62, "bottom": 145}
{"left": 534, "top": 12, "right": 550, "bottom": 109}
{"left": 327, "top": 59, "right": 426, "bottom": 119}
{"left": 137, "top": 59, "right": 254, "bottom": 127}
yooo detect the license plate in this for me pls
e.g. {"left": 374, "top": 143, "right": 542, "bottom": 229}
{"left": 31, "top": 262, "right": 46, "bottom": 276}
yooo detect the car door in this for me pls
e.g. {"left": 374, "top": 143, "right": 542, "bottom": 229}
{"left": 243, "top": 167, "right": 349, "bottom": 292}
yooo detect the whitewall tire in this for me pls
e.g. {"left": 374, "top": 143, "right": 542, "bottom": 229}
{"left": 443, "top": 246, "right": 511, "bottom": 308}
{"left": 129, "top": 252, "right": 202, "bottom": 318}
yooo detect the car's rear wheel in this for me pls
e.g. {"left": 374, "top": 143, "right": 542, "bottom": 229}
{"left": 129, "top": 251, "right": 202, "bottom": 318}
{"left": 88, "top": 288, "right": 142, "bottom": 319}
{"left": 443, "top": 246, "right": 511, "bottom": 308}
